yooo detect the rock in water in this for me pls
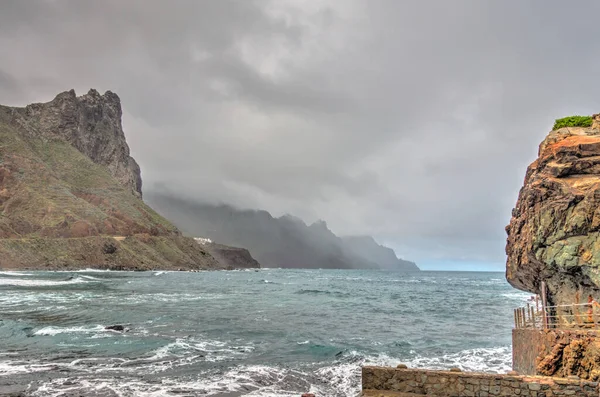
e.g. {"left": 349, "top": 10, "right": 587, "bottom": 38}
{"left": 506, "top": 122, "right": 600, "bottom": 305}
{"left": 105, "top": 325, "right": 125, "bottom": 332}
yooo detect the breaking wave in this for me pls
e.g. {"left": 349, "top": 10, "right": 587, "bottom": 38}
{"left": 19, "top": 346, "right": 511, "bottom": 397}
{"left": 0, "top": 276, "right": 95, "bottom": 287}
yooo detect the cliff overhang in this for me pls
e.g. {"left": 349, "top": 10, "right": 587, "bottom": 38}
{"left": 506, "top": 114, "right": 600, "bottom": 305}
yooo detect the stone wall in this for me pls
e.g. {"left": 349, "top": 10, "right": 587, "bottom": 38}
{"left": 362, "top": 366, "right": 600, "bottom": 396}
{"left": 513, "top": 328, "right": 600, "bottom": 379}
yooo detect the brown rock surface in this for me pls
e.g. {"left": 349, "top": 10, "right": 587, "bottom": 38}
{"left": 506, "top": 124, "right": 600, "bottom": 306}
{"left": 0, "top": 89, "right": 226, "bottom": 270}
{"left": 516, "top": 328, "right": 600, "bottom": 380}
{"left": 200, "top": 241, "right": 261, "bottom": 269}
{"left": 7, "top": 89, "right": 142, "bottom": 197}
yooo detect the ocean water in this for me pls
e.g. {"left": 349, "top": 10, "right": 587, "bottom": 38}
{"left": 0, "top": 269, "right": 528, "bottom": 397}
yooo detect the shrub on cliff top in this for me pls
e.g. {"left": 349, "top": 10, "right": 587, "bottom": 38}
{"left": 553, "top": 115, "right": 593, "bottom": 130}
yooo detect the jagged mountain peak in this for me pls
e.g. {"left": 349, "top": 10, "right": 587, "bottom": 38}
{"left": 9, "top": 88, "right": 141, "bottom": 198}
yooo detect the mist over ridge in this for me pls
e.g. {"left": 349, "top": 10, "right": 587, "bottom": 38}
{"left": 146, "top": 192, "right": 418, "bottom": 270}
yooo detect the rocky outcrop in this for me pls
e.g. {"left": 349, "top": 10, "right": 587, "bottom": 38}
{"left": 196, "top": 239, "right": 261, "bottom": 269}
{"left": 0, "top": 89, "right": 226, "bottom": 270}
{"left": 6, "top": 89, "right": 142, "bottom": 197}
{"left": 514, "top": 328, "right": 600, "bottom": 380}
{"left": 341, "top": 235, "right": 419, "bottom": 271}
{"left": 506, "top": 124, "right": 600, "bottom": 306}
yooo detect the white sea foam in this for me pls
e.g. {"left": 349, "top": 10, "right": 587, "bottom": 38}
{"left": 0, "top": 361, "right": 55, "bottom": 376}
{"left": 79, "top": 275, "right": 103, "bottom": 281}
{"left": 0, "top": 271, "right": 35, "bottom": 276}
{"left": 33, "top": 378, "right": 139, "bottom": 397}
{"left": 125, "top": 293, "right": 223, "bottom": 303}
{"left": 154, "top": 365, "right": 316, "bottom": 397}
{"left": 25, "top": 346, "right": 512, "bottom": 397}
{"left": 31, "top": 372, "right": 251, "bottom": 397}
{"left": 34, "top": 325, "right": 106, "bottom": 336}
{"left": 501, "top": 291, "right": 533, "bottom": 303}
{"left": 53, "top": 336, "right": 256, "bottom": 376}
{"left": 314, "top": 347, "right": 512, "bottom": 396}
{"left": 0, "top": 276, "right": 93, "bottom": 287}
{"left": 315, "top": 360, "right": 364, "bottom": 395}
{"left": 0, "top": 291, "right": 103, "bottom": 307}
{"left": 146, "top": 337, "right": 255, "bottom": 364}
{"left": 405, "top": 346, "right": 512, "bottom": 373}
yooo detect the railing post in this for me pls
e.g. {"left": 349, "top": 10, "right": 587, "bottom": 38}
{"left": 541, "top": 281, "right": 548, "bottom": 329}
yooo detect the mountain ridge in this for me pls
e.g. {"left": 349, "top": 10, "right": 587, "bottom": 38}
{"left": 0, "top": 89, "right": 256, "bottom": 270}
{"left": 145, "top": 193, "right": 419, "bottom": 271}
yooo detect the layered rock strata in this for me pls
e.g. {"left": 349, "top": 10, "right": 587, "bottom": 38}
{"left": 506, "top": 124, "right": 600, "bottom": 306}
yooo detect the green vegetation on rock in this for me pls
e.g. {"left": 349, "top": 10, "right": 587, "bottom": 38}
{"left": 553, "top": 115, "right": 593, "bottom": 130}
{"left": 0, "top": 94, "right": 225, "bottom": 270}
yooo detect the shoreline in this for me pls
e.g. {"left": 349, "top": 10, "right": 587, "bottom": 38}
{"left": 0, "top": 267, "right": 427, "bottom": 272}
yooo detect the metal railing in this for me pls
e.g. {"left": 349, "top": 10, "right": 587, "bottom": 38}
{"left": 514, "top": 301, "right": 600, "bottom": 330}
{"left": 514, "top": 295, "right": 546, "bottom": 329}
{"left": 514, "top": 288, "right": 600, "bottom": 330}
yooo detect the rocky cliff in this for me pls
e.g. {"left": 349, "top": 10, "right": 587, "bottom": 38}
{"left": 341, "top": 235, "right": 419, "bottom": 271}
{"left": 8, "top": 89, "right": 142, "bottom": 197}
{"left": 196, "top": 240, "right": 261, "bottom": 269}
{"left": 506, "top": 116, "right": 600, "bottom": 306}
{"left": 0, "top": 89, "right": 225, "bottom": 270}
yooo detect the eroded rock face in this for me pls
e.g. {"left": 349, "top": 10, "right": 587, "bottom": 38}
{"left": 506, "top": 125, "right": 600, "bottom": 305}
{"left": 199, "top": 241, "right": 261, "bottom": 269}
{"left": 8, "top": 89, "right": 142, "bottom": 197}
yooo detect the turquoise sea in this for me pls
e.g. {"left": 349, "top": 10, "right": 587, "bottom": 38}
{"left": 0, "top": 269, "right": 529, "bottom": 396}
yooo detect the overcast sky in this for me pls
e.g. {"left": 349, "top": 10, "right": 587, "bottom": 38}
{"left": 2, "top": 1, "right": 600, "bottom": 270}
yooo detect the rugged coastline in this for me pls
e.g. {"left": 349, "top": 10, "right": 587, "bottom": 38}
{"left": 0, "top": 89, "right": 258, "bottom": 271}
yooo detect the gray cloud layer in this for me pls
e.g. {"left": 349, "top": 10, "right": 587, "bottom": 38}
{"left": 2, "top": 0, "right": 600, "bottom": 268}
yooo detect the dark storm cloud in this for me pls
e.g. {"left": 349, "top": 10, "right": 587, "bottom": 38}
{"left": 2, "top": 0, "right": 600, "bottom": 268}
